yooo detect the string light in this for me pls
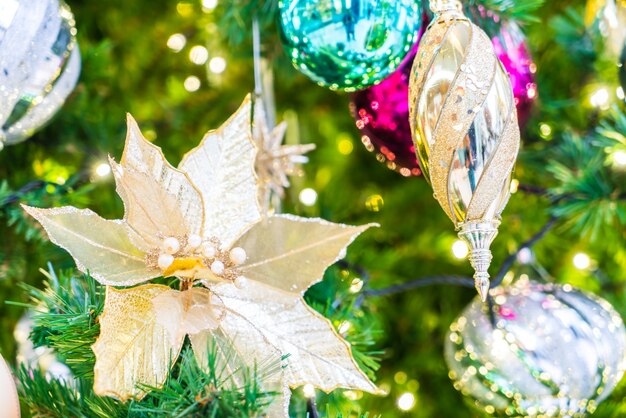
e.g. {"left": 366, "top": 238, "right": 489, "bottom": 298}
{"left": 612, "top": 150, "right": 626, "bottom": 167}
{"left": 337, "top": 138, "right": 353, "bottom": 155}
{"left": 189, "top": 45, "right": 208, "bottom": 65}
{"left": 299, "top": 188, "right": 317, "bottom": 206}
{"left": 394, "top": 371, "right": 408, "bottom": 384}
{"left": 539, "top": 123, "right": 552, "bottom": 140}
{"left": 166, "top": 33, "right": 186, "bottom": 52}
{"left": 590, "top": 87, "right": 610, "bottom": 109}
{"left": 209, "top": 56, "right": 226, "bottom": 74}
{"left": 202, "top": 0, "right": 218, "bottom": 10}
{"left": 452, "top": 240, "right": 469, "bottom": 259}
{"left": 302, "top": 384, "right": 316, "bottom": 398}
{"left": 573, "top": 252, "right": 591, "bottom": 270}
{"left": 183, "top": 76, "right": 201, "bottom": 92}
{"left": 338, "top": 321, "right": 351, "bottom": 334}
{"left": 617, "top": 86, "right": 625, "bottom": 101}
{"left": 517, "top": 248, "right": 533, "bottom": 264}
{"left": 365, "top": 194, "right": 384, "bottom": 212}
{"left": 349, "top": 278, "right": 363, "bottom": 293}
{"left": 95, "top": 162, "right": 111, "bottom": 177}
{"left": 397, "top": 392, "right": 416, "bottom": 411}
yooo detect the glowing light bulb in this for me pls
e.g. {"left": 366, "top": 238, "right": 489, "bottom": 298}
{"left": 189, "top": 45, "right": 209, "bottom": 65}
{"left": 338, "top": 321, "right": 351, "bottom": 334}
{"left": 299, "top": 188, "right": 317, "bottom": 206}
{"left": 209, "top": 56, "right": 226, "bottom": 74}
{"left": 184, "top": 76, "right": 201, "bottom": 92}
{"left": 303, "top": 384, "right": 316, "bottom": 398}
{"left": 617, "top": 86, "right": 625, "bottom": 100}
{"left": 452, "top": 240, "right": 469, "bottom": 259}
{"left": 166, "top": 33, "right": 186, "bottom": 52}
{"left": 613, "top": 150, "right": 626, "bottom": 166}
{"left": 95, "top": 163, "right": 111, "bottom": 177}
{"left": 397, "top": 392, "right": 416, "bottom": 411}
{"left": 349, "top": 278, "right": 363, "bottom": 293}
{"left": 573, "top": 252, "right": 591, "bottom": 270}
{"left": 539, "top": 123, "right": 552, "bottom": 139}
{"left": 202, "top": 0, "right": 218, "bottom": 10}
{"left": 590, "top": 88, "right": 610, "bottom": 109}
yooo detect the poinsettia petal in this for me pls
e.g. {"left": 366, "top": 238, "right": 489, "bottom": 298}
{"left": 110, "top": 160, "right": 191, "bottom": 248}
{"left": 211, "top": 281, "right": 378, "bottom": 394}
{"left": 23, "top": 205, "right": 157, "bottom": 286}
{"left": 190, "top": 313, "right": 288, "bottom": 417}
{"left": 235, "top": 214, "right": 376, "bottom": 294}
{"left": 121, "top": 114, "right": 204, "bottom": 237}
{"left": 93, "top": 285, "right": 184, "bottom": 401}
{"left": 178, "top": 96, "right": 260, "bottom": 247}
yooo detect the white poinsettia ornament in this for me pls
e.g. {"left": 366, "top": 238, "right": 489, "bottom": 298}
{"left": 23, "top": 95, "right": 377, "bottom": 416}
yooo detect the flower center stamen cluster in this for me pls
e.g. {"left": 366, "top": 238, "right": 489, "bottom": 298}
{"left": 146, "top": 234, "right": 248, "bottom": 288}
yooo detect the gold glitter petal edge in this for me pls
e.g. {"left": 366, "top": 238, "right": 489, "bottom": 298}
{"left": 235, "top": 214, "right": 377, "bottom": 295}
{"left": 92, "top": 285, "right": 184, "bottom": 402}
{"left": 22, "top": 205, "right": 158, "bottom": 286}
{"left": 212, "top": 281, "right": 379, "bottom": 394}
{"left": 121, "top": 114, "right": 205, "bottom": 237}
{"left": 179, "top": 95, "right": 261, "bottom": 247}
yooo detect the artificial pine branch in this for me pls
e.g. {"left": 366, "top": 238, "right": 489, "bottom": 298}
{"left": 546, "top": 132, "right": 626, "bottom": 241}
{"left": 9, "top": 266, "right": 103, "bottom": 379}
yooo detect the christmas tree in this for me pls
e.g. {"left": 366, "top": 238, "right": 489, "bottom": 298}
{"left": 1, "top": 0, "right": 626, "bottom": 417}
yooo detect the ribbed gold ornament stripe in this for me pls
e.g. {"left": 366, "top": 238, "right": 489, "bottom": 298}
{"left": 429, "top": 23, "right": 497, "bottom": 223}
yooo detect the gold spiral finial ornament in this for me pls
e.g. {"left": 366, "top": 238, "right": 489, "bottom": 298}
{"left": 408, "top": 0, "right": 521, "bottom": 301}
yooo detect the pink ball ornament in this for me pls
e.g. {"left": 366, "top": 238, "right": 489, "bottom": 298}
{"left": 350, "top": 32, "right": 424, "bottom": 177}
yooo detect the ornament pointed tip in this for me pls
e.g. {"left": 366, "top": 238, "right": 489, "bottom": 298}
{"left": 475, "top": 275, "right": 490, "bottom": 303}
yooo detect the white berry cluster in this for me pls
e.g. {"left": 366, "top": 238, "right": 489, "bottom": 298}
{"left": 151, "top": 234, "right": 248, "bottom": 288}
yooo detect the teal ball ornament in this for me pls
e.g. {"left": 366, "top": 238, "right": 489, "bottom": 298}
{"left": 279, "top": 0, "right": 422, "bottom": 92}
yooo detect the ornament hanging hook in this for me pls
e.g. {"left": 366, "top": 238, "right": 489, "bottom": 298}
{"left": 429, "top": 0, "right": 463, "bottom": 13}
{"left": 252, "top": 15, "right": 262, "bottom": 98}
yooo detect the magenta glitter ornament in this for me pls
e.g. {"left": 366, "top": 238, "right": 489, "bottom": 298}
{"left": 491, "top": 20, "right": 537, "bottom": 128}
{"left": 350, "top": 34, "right": 424, "bottom": 177}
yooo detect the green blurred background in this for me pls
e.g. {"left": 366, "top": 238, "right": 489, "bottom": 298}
{"left": 1, "top": 0, "right": 626, "bottom": 416}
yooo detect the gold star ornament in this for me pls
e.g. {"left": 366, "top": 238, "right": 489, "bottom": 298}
{"left": 23, "top": 95, "right": 377, "bottom": 416}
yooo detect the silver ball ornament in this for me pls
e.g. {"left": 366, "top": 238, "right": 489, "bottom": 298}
{"left": 445, "top": 279, "right": 626, "bottom": 417}
{"left": 0, "top": 0, "right": 81, "bottom": 147}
